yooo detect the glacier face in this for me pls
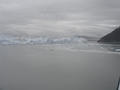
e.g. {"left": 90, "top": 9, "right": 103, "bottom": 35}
{"left": 0, "top": 34, "right": 89, "bottom": 45}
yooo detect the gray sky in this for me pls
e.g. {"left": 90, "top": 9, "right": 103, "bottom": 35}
{"left": 0, "top": 0, "right": 120, "bottom": 36}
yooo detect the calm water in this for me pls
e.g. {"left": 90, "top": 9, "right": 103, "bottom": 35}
{"left": 0, "top": 45, "right": 120, "bottom": 90}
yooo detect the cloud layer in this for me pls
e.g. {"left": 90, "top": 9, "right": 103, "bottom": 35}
{"left": 0, "top": 0, "right": 120, "bottom": 36}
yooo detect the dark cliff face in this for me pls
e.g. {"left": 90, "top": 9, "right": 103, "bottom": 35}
{"left": 98, "top": 27, "right": 120, "bottom": 43}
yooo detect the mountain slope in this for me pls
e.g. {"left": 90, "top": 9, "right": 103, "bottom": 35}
{"left": 98, "top": 27, "right": 120, "bottom": 43}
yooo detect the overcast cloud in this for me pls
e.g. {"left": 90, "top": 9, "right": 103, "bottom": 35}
{"left": 0, "top": 0, "right": 120, "bottom": 36}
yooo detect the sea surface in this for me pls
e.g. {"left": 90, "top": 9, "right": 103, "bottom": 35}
{"left": 0, "top": 45, "right": 120, "bottom": 90}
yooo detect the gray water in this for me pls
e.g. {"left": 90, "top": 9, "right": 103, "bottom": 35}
{"left": 0, "top": 45, "right": 120, "bottom": 90}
